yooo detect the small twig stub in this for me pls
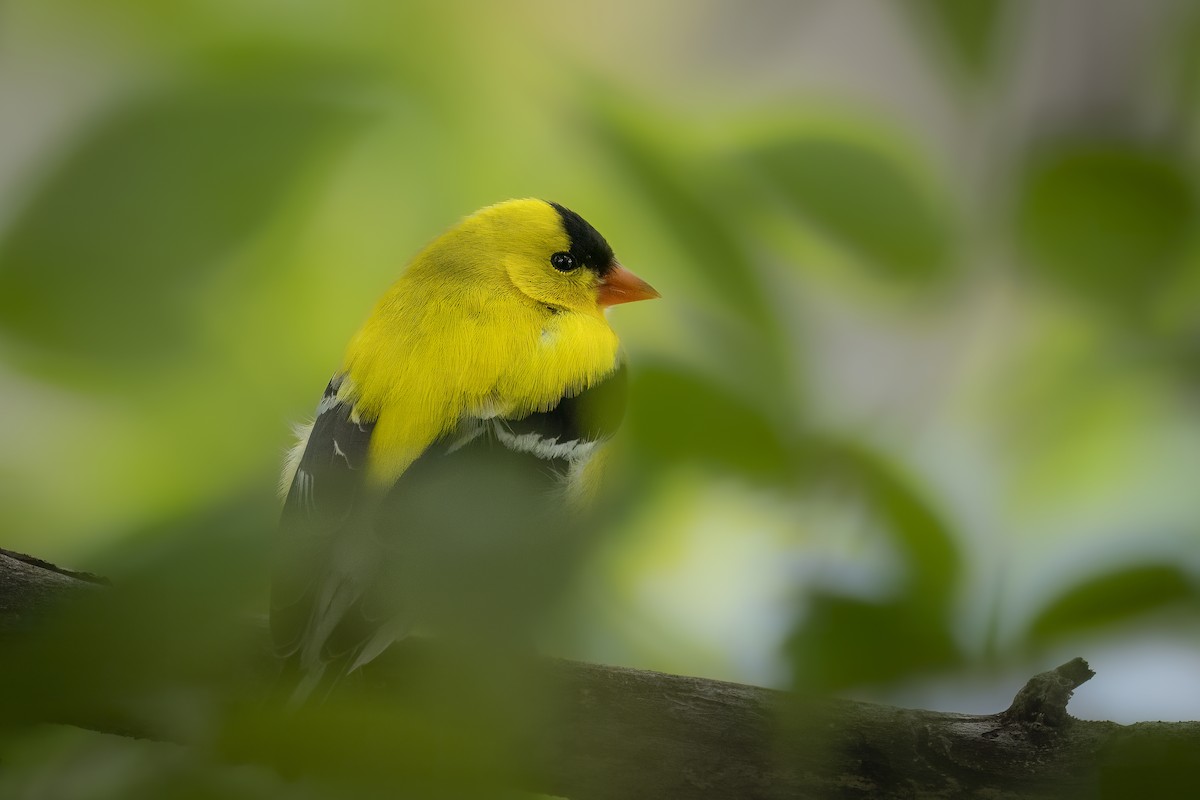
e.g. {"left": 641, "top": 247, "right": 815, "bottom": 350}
{"left": 1002, "top": 657, "right": 1095, "bottom": 729}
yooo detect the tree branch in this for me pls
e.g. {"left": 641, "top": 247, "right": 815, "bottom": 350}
{"left": 2, "top": 547, "right": 1197, "bottom": 799}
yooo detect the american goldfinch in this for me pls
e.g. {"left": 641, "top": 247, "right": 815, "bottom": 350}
{"left": 272, "top": 198, "right": 658, "bottom": 702}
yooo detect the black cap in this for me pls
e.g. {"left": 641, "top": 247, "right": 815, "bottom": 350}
{"left": 548, "top": 201, "right": 616, "bottom": 276}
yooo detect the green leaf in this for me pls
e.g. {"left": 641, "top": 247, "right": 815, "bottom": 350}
{"left": 627, "top": 363, "right": 790, "bottom": 481}
{"left": 1027, "top": 564, "right": 1197, "bottom": 645}
{"left": 1016, "top": 142, "right": 1196, "bottom": 316}
{"left": 786, "top": 594, "right": 960, "bottom": 691}
{"left": 799, "top": 437, "right": 960, "bottom": 607}
{"left": 911, "top": 0, "right": 1005, "bottom": 79}
{"left": 0, "top": 76, "right": 366, "bottom": 366}
{"left": 784, "top": 439, "right": 962, "bottom": 690}
{"left": 1099, "top": 733, "right": 1200, "bottom": 798}
{"left": 751, "top": 131, "right": 954, "bottom": 284}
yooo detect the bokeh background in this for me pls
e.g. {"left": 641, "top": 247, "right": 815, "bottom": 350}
{"left": 3, "top": 0, "right": 1200, "bottom": 795}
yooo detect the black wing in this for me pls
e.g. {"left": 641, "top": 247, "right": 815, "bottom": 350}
{"left": 271, "top": 374, "right": 375, "bottom": 662}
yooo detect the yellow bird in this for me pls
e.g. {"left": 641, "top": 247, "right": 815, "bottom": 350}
{"left": 272, "top": 198, "right": 658, "bottom": 701}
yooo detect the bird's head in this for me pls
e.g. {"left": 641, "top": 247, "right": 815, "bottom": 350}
{"left": 452, "top": 199, "right": 659, "bottom": 315}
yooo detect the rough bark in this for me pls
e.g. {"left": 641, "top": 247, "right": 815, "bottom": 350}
{"left": 1, "top": 547, "right": 1197, "bottom": 799}
{"left": 0, "top": 547, "right": 108, "bottom": 628}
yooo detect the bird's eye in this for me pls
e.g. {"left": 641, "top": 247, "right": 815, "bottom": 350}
{"left": 550, "top": 251, "right": 577, "bottom": 272}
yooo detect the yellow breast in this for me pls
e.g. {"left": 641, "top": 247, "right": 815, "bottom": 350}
{"left": 341, "top": 274, "right": 619, "bottom": 486}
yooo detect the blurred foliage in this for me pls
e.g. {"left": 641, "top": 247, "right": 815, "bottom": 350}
{"left": 911, "top": 0, "right": 1006, "bottom": 80}
{"left": 749, "top": 129, "right": 955, "bottom": 285}
{"left": 1027, "top": 565, "right": 1199, "bottom": 646}
{"left": 2, "top": 0, "right": 1200, "bottom": 796}
{"left": 0, "top": 73, "right": 368, "bottom": 371}
{"left": 787, "top": 594, "right": 959, "bottom": 690}
{"left": 786, "top": 438, "right": 961, "bottom": 691}
{"left": 627, "top": 362, "right": 791, "bottom": 480}
{"left": 1016, "top": 140, "right": 1197, "bottom": 323}
{"left": 1098, "top": 730, "right": 1200, "bottom": 799}
{"left": 590, "top": 101, "right": 773, "bottom": 328}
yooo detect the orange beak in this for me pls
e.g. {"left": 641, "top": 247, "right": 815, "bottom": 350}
{"left": 597, "top": 263, "right": 660, "bottom": 307}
